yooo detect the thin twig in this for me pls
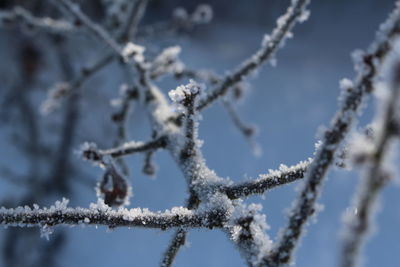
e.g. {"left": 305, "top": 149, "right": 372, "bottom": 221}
{"left": 98, "top": 136, "right": 167, "bottom": 159}
{"left": 222, "top": 159, "right": 311, "bottom": 200}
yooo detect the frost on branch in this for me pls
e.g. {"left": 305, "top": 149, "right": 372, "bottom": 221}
{"left": 121, "top": 42, "right": 145, "bottom": 63}
{"left": 340, "top": 39, "right": 400, "bottom": 267}
{"left": 197, "top": 0, "right": 311, "bottom": 110}
{"left": 4, "top": 0, "right": 400, "bottom": 266}
{"left": 0, "top": 7, "right": 75, "bottom": 33}
{"left": 263, "top": 1, "right": 400, "bottom": 264}
{"left": 222, "top": 159, "right": 312, "bottom": 199}
{"left": 0, "top": 199, "right": 226, "bottom": 230}
{"left": 227, "top": 203, "right": 272, "bottom": 266}
{"left": 150, "top": 46, "right": 184, "bottom": 80}
{"left": 40, "top": 82, "right": 71, "bottom": 115}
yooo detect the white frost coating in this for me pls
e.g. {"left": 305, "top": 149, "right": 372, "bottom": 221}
{"left": 145, "top": 84, "right": 180, "bottom": 137}
{"left": 110, "top": 83, "right": 131, "bottom": 107}
{"left": 298, "top": 9, "right": 310, "bottom": 23}
{"left": 261, "top": 34, "right": 271, "bottom": 48}
{"left": 0, "top": 198, "right": 211, "bottom": 229}
{"left": 260, "top": 158, "right": 312, "bottom": 181}
{"left": 151, "top": 46, "right": 184, "bottom": 78}
{"left": 340, "top": 66, "right": 399, "bottom": 265}
{"left": 228, "top": 202, "right": 273, "bottom": 266}
{"left": 314, "top": 140, "right": 322, "bottom": 152}
{"left": 197, "top": 0, "right": 310, "bottom": 111}
{"left": 168, "top": 80, "right": 203, "bottom": 103}
{"left": 351, "top": 49, "right": 366, "bottom": 73}
{"left": 168, "top": 80, "right": 206, "bottom": 115}
{"left": 340, "top": 78, "right": 354, "bottom": 90}
{"left": 40, "top": 82, "right": 71, "bottom": 115}
{"left": 0, "top": 7, "right": 74, "bottom": 33}
{"left": 122, "top": 42, "right": 145, "bottom": 63}
{"left": 348, "top": 131, "right": 375, "bottom": 166}
{"left": 40, "top": 224, "right": 54, "bottom": 240}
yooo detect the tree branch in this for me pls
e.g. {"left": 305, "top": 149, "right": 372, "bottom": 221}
{"left": 56, "top": 0, "right": 122, "bottom": 55}
{"left": 0, "top": 200, "right": 226, "bottom": 230}
{"left": 263, "top": 2, "right": 400, "bottom": 264}
{"left": 0, "top": 6, "right": 74, "bottom": 33}
{"left": 222, "top": 159, "right": 311, "bottom": 200}
{"left": 119, "top": 0, "right": 149, "bottom": 42}
{"left": 340, "top": 47, "right": 400, "bottom": 267}
{"left": 97, "top": 136, "right": 168, "bottom": 159}
{"left": 160, "top": 192, "right": 199, "bottom": 267}
{"left": 196, "top": 0, "right": 310, "bottom": 111}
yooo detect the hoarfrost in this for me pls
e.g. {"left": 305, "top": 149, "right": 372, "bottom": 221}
{"left": 122, "top": 42, "right": 145, "bottom": 63}
{"left": 40, "top": 224, "right": 54, "bottom": 240}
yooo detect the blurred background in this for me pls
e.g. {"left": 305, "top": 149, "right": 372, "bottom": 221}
{"left": 0, "top": 0, "right": 398, "bottom": 266}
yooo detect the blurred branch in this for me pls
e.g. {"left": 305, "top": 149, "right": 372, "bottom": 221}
{"left": 263, "top": 2, "right": 400, "bottom": 264}
{"left": 340, "top": 50, "right": 400, "bottom": 267}
{"left": 0, "top": 6, "right": 74, "bottom": 33}
{"left": 119, "top": 0, "right": 148, "bottom": 42}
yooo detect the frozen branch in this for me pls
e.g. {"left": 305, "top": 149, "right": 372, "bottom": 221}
{"left": 43, "top": 0, "right": 149, "bottom": 114}
{"left": 161, "top": 229, "right": 187, "bottom": 267}
{"left": 222, "top": 159, "right": 311, "bottom": 200}
{"left": 340, "top": 45, "right": 400, "bottom": 267}
{"left": 119, "top": 0, "right": 149, "bottom": 42}
{"left": 227, "top": 204, "right": 272, "bottom": 267}
{"left": 263, "top": 2, "right": 400, "bottom": 265}
{"left": 82, "top": 136, "right": 167, "bottom": 161}
{"left": 173, "top": 68, "right": 258, "bottom": 151}
{"left": 196, "top": 0, "right": 310, "bottom": 111}
{"left": 161, "top": 192, "right": 199, "bottom": 267}
{"left": 56, "top": 0, "right": 122, "bottom": 56}
{"left": 137, "top": 4, "right": 213, "bottom": 39}
{"left": 0, "top": 199, "right": 226, "bottom": 230}
{"left": 0, "top": 6, "right": 74, "bottom": 33}
{"left": 41, "top": 53, "right": 114, "bottom": 114}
